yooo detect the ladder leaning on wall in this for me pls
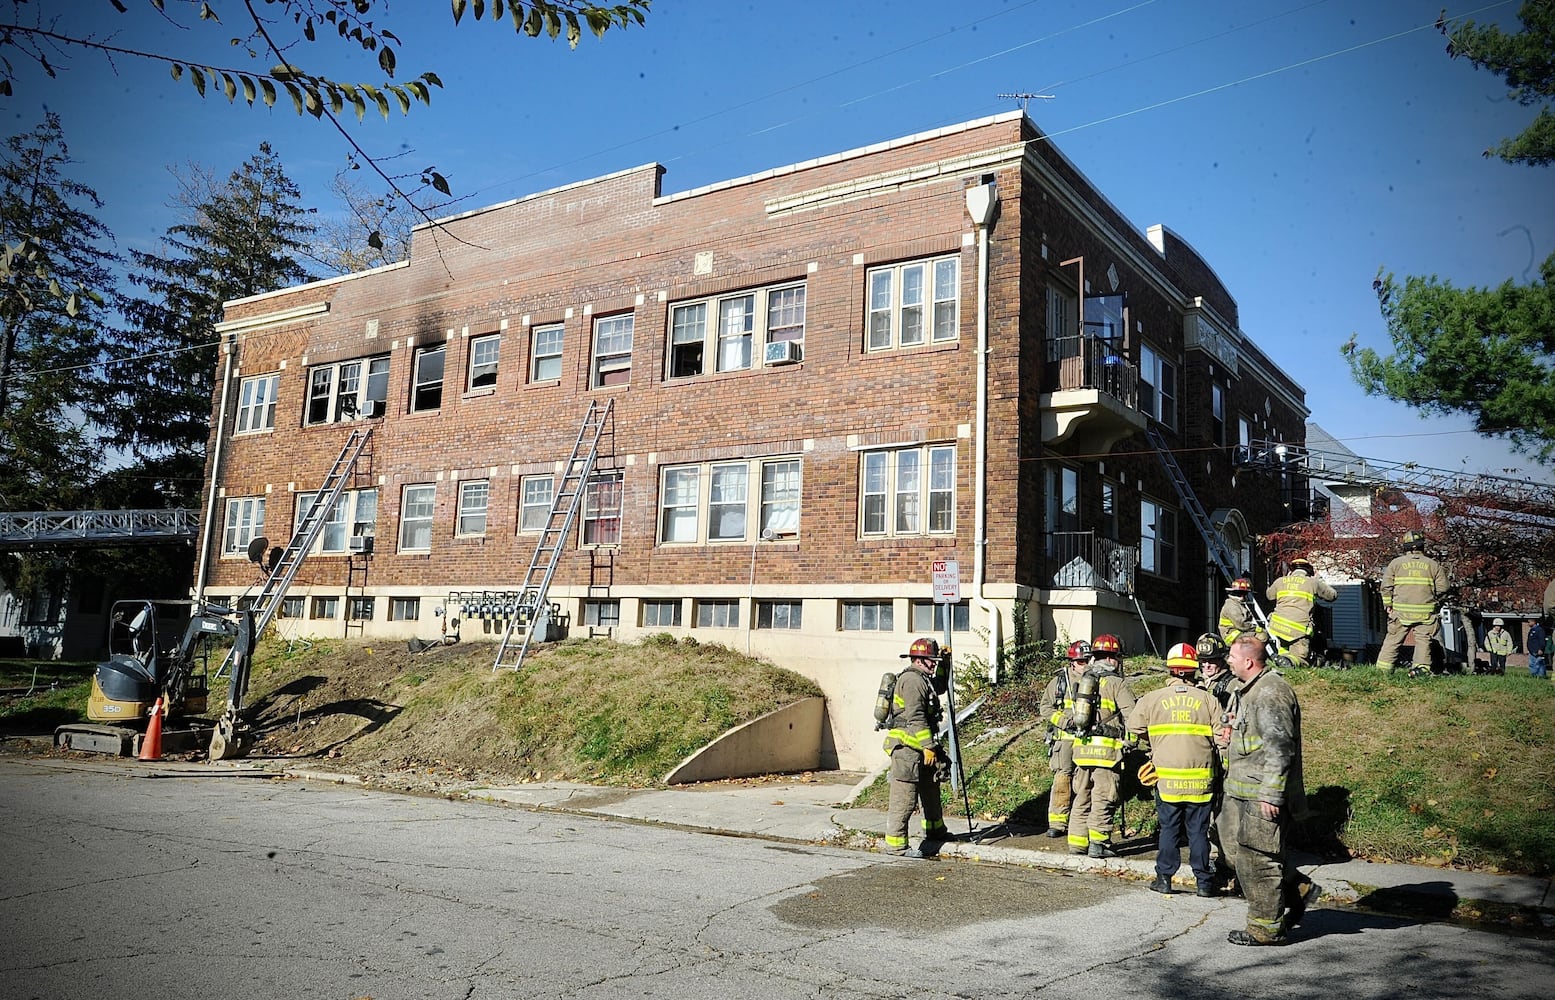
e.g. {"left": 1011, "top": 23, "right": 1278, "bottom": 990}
{"left": 1144, "top": 425, "right": 1278, "bottom": 655}
{"left": 218, "top": 427, "right": 374, "bottom": 676}
{"left": 493, "top": 399, "right": 614, "bottom": 672}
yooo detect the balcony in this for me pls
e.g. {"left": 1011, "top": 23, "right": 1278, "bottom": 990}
{"left": 1046, "top": 531, "right": 1138, "bottom": 593}
{"left": 1040, "top": 335, "right": 1147, "bottom": 453}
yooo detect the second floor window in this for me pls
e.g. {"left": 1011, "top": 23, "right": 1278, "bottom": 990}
{"left": 531, "top": 324, "right": 564, "bottom": 382}
{"left": 1211, "top": 384, "right": 1226, "bottom": 446}
{"left": 411, "top": 343, "right": 446, "bottom": 412}
{"left": 294, "top": 488, "right": 378, "bottom": 553}
{"left": 457, "top": 480, "right": 489, "bottom": 536}
{"left": 592, "top": 314, "right": 633, "bottom": 388}
{"left": 867, "top": 256, "right": 959, "bottom": 351}
{"left": 519, "top": 475, "right": 554, "bottom": 532}
{"left": 235, "top": 374, "right": 278, "bottom": 433}
{"left": 860, "top": 445, "right": 955, "bottom": 537}
{"left": 306, "top": 355, "right": 389, "bottom": 424}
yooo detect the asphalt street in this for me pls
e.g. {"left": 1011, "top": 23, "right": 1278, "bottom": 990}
{"left": 0, "top": 755, "right": 1546, "bottom": 1000}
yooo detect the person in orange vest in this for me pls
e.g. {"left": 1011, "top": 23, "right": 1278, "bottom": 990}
{"left": 1265, "top": 558, "right": 1336, "bottom": 667}
{"left": 1375, "top": 530, "right": 1449, "bottom": 675}
{"left": 1127, "top": 642, "right": 1219, "bottom": 896}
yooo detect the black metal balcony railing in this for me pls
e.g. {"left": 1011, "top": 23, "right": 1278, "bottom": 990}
{"left": 1046, "top": 531, "right": 1138, "bottom": 593}
{"left": 1044, "top": 334, "right": 1139, "bottom": 409}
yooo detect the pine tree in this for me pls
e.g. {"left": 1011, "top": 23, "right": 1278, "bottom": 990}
{"left": 0, "top": 112, "right": 116, "bottom": 512}
{"left": 103, "top": 143, "right": 316, "bottom": 507}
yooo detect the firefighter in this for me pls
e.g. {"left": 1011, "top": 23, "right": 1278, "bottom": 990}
{"left": 1127, "top": 642, "right": 1218, "bottom": 896}
{"left": 882, "top": 637, "right": 949, "bottom": 858}
{"left": 1040, "top": 640, "right": 1092, "bottom": 838}
{"left": 1265, "top": 557, "right": 1336, "bottom": 668}
{"left": 1196, "top": 631, "right": 1240, "bottom": 892}
{"left": 1219, "top": 576, "right": 1258, "bottom": 645}
{"left": 1222, "top": 634, "right": 1319, "bottom": 945}
{"left": 1065, "top": 633, "right": 1137, "bottom": 858}
{"left": 1484, "top": 618, "right": 1514, "bottom": 675}
{"left": 1375, "top": 530, "right": 1450, "bottom": 675}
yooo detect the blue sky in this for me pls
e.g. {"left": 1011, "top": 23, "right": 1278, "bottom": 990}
{"left": 17, "top": 0, "right": 1554, "bottom": 483}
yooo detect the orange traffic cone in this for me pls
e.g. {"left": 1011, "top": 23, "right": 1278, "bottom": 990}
{"left": 138, "top": 696, "right": 164, "bottom": 761}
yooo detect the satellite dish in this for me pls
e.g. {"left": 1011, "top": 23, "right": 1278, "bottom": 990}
{"left": 246, "top": 536, "right": 269, "bottom": 565}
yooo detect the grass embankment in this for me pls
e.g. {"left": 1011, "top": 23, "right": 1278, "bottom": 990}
{"left": 4, "top": 643, "right": 1552, "bottom": 874}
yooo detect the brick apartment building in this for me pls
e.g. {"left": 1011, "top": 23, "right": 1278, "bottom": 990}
{"left": 200, "top": 111, "right": 1307, "bottom": 769}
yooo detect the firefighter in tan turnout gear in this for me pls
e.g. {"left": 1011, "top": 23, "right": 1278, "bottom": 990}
{"left": 1219, "top": 576, "right": 1258, "bottom": 645}
{"left": 1128, "top": 642, "right": 1219, "bottom": 896}
{"left": 881, "top": 637, "right": 949, "bottom": 858}
{"left": 1064, "top": 634, "right": 1138, "bottom": 858}
{"left": 1040, "top": 641, "right": 1092, "bottom": 838}
{"left": 1266, "top": 558, "right": 1336, "bottom": 667}
{"left": 1376, "top": 530, "right": 1450, "bottom": 675}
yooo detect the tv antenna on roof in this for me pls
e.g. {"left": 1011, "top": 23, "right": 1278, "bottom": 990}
{"left": 998, "top": 92, "right": 1055, "bottom": 113}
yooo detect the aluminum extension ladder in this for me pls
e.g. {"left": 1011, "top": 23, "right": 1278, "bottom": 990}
{"left": 217, "top": 427, "right": 374, "bottom": 676}
{"left": 1145, "top": 426, "right": 1277, "bottom": 650}
{"left": 493, "top": 399, "right": 613, "bottom": 672}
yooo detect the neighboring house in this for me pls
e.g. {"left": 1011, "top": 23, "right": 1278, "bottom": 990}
{"left": 0, "top": 576, "right": 106, "bottom": 661}
{"left": 200, "top": 112, "right": 1307, "bottom": 769}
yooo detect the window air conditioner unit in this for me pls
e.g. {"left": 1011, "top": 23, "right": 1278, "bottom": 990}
{"left": 362, "top": 398, "right": 385, "bottom": 419}
{"left": 764, "top": 340, "right": 801, "bottom": 366}
{"left": 348, "top": 535, "right": 374, "bottom": 554}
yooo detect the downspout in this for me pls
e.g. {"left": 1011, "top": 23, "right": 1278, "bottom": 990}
{"left": 965, "top": 180, "right": 1002, "bottom": 681}
{"left": 193, "top": 333, "right": 237, "bottom": 605}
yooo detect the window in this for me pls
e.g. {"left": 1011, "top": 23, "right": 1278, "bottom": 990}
{"left": 582, "top": 599, "right": 620, "bottom": 627}
{"left": 457, "top": 480, "right": 489, "bottom": 537}
{"left": 399, "top": 485, "right": 436, "bottom": 551}
{"left": 531, "top": 324, "right": 564, "bottom": 382}
{"left": 860, "top": 445, "right": 955, "bottom": 537}
{"left": 591, "top": 314, "right": 633, "bottom": 388}
{"left": 520, "top": 475, "right": 553, "bottom": 532}
{"left": 222, "top": 497, "right": 265, "bottom": 556}
{"left": 235, "top": 374, "right": 278, "bottom": 433}
{"left": 582, "top": 473, "right": 622, "bottom": 546}
{"left": 1141, "top": 498, "right": 1178, "bottom": 579}
{"left": 1046, "top": 464, "right": 1080, "bottom": 536}
{"left": 306, "top": 355, "right": 389, "bottom": 424}
{"left": 641, "top": 599, "right": 682, "bottom": 627}
{"left": 657, "top": 457, "right": 801, "bottom": 545}
{"left": 293, "top": 489, "right": 378, "bottom": 554}
{"left": 1239, "top": 415, "right": 1252, "bottom": 449}
{"left": 668, "top": 282, "right": 806, "bottom": 378}
{"left": 1101, "top": 480, "right": 1120, "bottom": 541}
{"left": 1139, "top": 345, "right": 1177, "bottom": 428}
{"left": 755, "top": 600, "right": 803, "bottom": 630}
{"left": 1211, "top": 384, "right": 1226, "bottom": 447}
{"left": 411, "top": 343, "right": 446, "bottom": 412}
{"left": 279, "top": 596, "right": 305, "bottom": 619}
{"left": 389, "top": 597, "right": 420, "bottom": 622}
{"left": 311, "top": 596, "right": 339, "bottom": 619}
{"left": 842, "top": 600, "right": 895, "bottom": 631}
{"left": 911, "top": 600, "right": 970, "bottom": 633}
{"left": 468, "top": 334, "right": 500, "bottom": 391}
{"left": 348, "top": 597, "right": 375, "bottom": 621}
{"left": 1046, "top": 284, "right": 1078, "bottom": 357}
{"left": 866, "top": 256, "right": 959, "bottom": 351}
{"left": 696, "top": 599, "right": 740, "bottom": 628}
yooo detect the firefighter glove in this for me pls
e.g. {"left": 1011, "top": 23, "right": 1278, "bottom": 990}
{"left": 922, "top": 747, "right": 938, "bottom": 767}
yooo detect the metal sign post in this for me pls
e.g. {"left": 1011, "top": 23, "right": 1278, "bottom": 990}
{"left": 932, "top": 558, "right": 974, "bottom": 837}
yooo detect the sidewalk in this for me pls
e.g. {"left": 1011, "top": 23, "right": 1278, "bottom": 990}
{"left": 293, "top": 766, "right": 1553, "bottom": 923}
